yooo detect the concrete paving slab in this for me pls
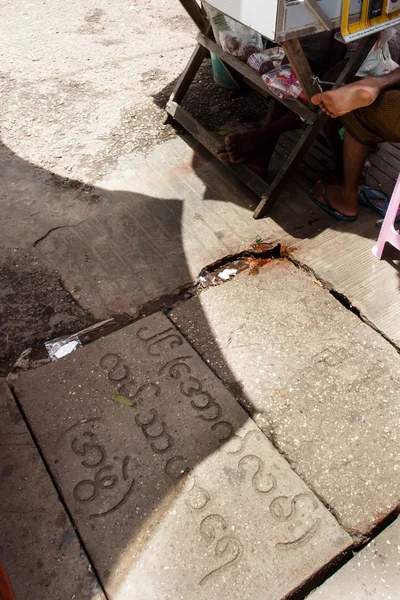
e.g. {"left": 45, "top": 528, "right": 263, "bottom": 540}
{"left": 292, "top": 228, "right": 400, "bottom": 348}
{"left": 310, "top": 516, "right": 400, "bottom": 599}
{"left": 13, "top": 314, "right": 351, "bottom": 599}
{"left": 0, "top": 380, "right": 105, "bottom": 600}
{"left": 36, "top": 138, "right": 281, "bottom": 319}
{"left": 170, "top": 260, "right": 400, "bottom": 537}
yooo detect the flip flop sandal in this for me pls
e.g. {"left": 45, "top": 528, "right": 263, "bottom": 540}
{"left": 360, "top": 186, "right": 400, "bottom": 222}
{"left": 308, "top": 184, "right": 358, "bottom": 222}
{"left": 358, "top": 185, "right": 390, "bottom": 217}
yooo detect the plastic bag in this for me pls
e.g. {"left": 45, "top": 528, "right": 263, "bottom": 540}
{"left": 219, "top": 25, "right": 263, "bottom": 60}
{"left": 357, "top": 28, "right": 399, "bottom": 77}
{"left": 247, "top": 53, "right": 274, "bottom": 74}
{"left": 262, "top": 46, "right": 286, "bottom": 66}
{"left": 262, "top": 65, "right": 308, "bottom": 105}
{"left": 202, "top": 1, "right": 230, "bottom": 40}
{"left": 248, "top": 46, "right": 285, "bottom": 74}
{"left": 202, "top": 1, "right": 263, "bottom": 60}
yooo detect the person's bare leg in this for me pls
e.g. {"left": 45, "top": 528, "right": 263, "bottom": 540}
{"left": 218, "top": 110, "right": 301, "bottom": 163}
{"left": 217, "top": 100, "right": 285, "bottom": 162}
{"left": 244, "top": 138, "right": 279, "bottom": 177}
{"left": 311, "top": 132, "right": 372, "bottom": 216}
{"left": 311, "top": 67, "right": 400, "bottom": 118}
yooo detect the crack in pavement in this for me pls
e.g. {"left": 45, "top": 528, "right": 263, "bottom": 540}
{"left": 32, "top": 217, "right": 92, "bottom": 247}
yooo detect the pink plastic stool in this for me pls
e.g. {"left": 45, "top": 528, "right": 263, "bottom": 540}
{"left": 373, "top": 175, "right": 400, "bottom": 259}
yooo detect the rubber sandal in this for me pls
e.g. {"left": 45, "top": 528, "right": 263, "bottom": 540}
{"left": 308, "top": 184, "right": 358, "bottom": 222}
{"left": 358, "top": 185, "right": 390, "bottom": 217}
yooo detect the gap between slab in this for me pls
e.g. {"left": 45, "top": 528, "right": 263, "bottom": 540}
{"left": 15, "top": 240, "right": 399, "bottom": 377}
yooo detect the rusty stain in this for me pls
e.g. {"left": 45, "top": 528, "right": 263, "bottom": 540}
{"left": 280, "top": 245, "right": 298, "bottom": 257}
{"left": 248, "top": 257, "right": 274, "bottom": 275}
{"left": 250, "top": 243, "right": 275, "bottom": 253}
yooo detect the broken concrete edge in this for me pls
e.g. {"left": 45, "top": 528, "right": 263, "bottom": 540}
{"left": 3, "top": 242, "right": 285, "bottom": 380}
{"left": 287, "top": 253, "right": 400, "bottom": 355}
{"left": 136, "top": 241, "right": 284, "bottom": 317}
{"left": 200, "top": 241, "right": 282, "bottom": 273}
{"left": 4, "top": 379, "right": 108, "bottom": 600}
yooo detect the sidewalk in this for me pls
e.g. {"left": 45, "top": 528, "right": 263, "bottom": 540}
{"left": 1, "top": 0, "right": 400, "bottom": 598}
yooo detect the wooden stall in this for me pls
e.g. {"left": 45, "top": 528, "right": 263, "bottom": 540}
{"left": 166, "top": 1, "right": 397, "bottom": 218}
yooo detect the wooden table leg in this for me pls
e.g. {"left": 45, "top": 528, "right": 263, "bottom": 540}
{"left": 170, "top": 43, "right": 207, "bottom": 106}
{"left": 164, "top": 0, "right": 212, "bottom": 124}
{"left": 178, "top": 0, "right": 209, "bottom": 34}
{"left": 280, "top": 38, "right": 320, "bottom": 106}
{"left": 164, "top": 43, "right": 208, "bottom": 124}
{"left": 253, "top": 112, "right": 329, "bottom": 219}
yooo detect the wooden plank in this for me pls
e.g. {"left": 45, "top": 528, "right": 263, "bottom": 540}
{"left": 166, "top": 101, "right": 272, "bottom": 199}
{"left": 303, "top": 0, "right": 333, "bottom": 30}
{"left": 169, "top": 43, "right": 208, "bottom": 106}
{"left": 253, "top": 112, "right": 329, "bottom": 219}
{"left": 196, "top": 32, "right": 317, "bottom": 124}
{"left": 178, "top": 0, "right": 209, "bottom": 34}
{"left": 243, "top": 77, "right": 317, "bottom": 124}
{"left": 378, "top": 143, "right": 400, "bottom": 170}
{"left": 167, "top": 100, "right": 220, "bottom": 154}
{"left": 280, "top": 38, "right": 320, "bottom": 105}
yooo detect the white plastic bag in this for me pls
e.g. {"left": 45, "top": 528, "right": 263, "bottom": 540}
{"left": 219, "top": 23, "right": 263, "bottom": 60}
{"left": 202, "top": 1, "right": 263, "bottom": 60}
{"left": 357, "top": 28, "right": 399, "bottom": 77}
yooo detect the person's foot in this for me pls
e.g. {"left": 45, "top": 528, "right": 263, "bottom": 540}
{"left": 311, "top": 78, "right": 380, "bottom": 118}
{"left": 309, "top": 181, "right": 358, "bottom": 217}
{"left": 217, "top": 129, "right": 268, "bottom": 163}
{"left": 244, "top": 141, "right": 277, "bottom": 178}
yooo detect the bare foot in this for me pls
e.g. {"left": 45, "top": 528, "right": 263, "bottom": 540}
{"left": 311, "top": 78, "right": 380, "bottom": 118}
{"left": 310, "top": 181, "right": 358, "bottom": 217}
{"left": 244, "top": 141, "right": 277, "bottom": 178}
{"left": 216, "top": 129, "right": 269, "bottom": 163}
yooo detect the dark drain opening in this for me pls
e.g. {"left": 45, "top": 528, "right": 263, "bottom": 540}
{"left": 198, "top": 242, "right": 283, "bottom": 288}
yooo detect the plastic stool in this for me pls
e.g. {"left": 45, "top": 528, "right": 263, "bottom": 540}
{"left": 373, "top": 175, "right": 400, "bottom": 259}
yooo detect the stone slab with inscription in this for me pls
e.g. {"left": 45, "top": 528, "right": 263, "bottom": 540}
{"left": 170, "top": 261, "right": 400, "bottom": 537}
{"left": 13, "top": 313, "right": 351, "bottom": 599}
{"left": 0, "top": 380, "right": 105, "bottom": 600}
